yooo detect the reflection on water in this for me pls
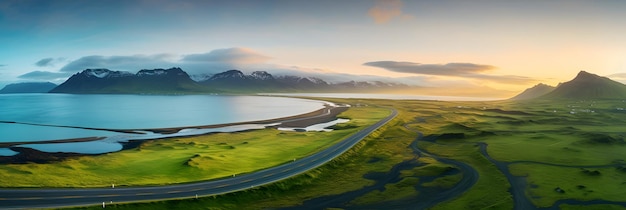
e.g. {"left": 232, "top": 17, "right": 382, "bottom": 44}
{"left": 0, "top": 94, "right": 325, "bottom": 143}
{"left": 0, "top": 94, "right": 327, "bottom": 155}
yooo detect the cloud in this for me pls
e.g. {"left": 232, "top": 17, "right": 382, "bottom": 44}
{"left": 17, "top": 71, "right": 72, "bottom": 80}
{"left": 364, "top": 61, "right": 495, "bottom": 76}
{"left": 465, "top": 74, "right": 537, "bottom": 85}
{"left": 364, "top": 60, "right": 536, "bottom": 85}
{"left": 368, "top": 0, "right": 410, "bottom": 24}
{"left": 182, "top": 48, "right": 271, "bottom": 64}
{"left": 35, "top": 58, "right": 54, "bottom": 67}
{"left": 59, "top": 54, "right": 177, "bottom": 73}
{"left": 58, "top": 48, "right": 273, "bottom": 75}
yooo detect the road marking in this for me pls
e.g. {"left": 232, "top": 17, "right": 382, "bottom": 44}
{"left": 96, "top": 194, "right": 119, "bottom": 198}
{"left": 167, "top": 190, "right": 182, "bottom": 194}
{"left": 216, "top": 184, "right": 230, "bottom": 188}
{"left": 58, "top": 195, "right": 85, "bottom": 199}
{"left": 262, "top": 173, "right": 274, "bottom": 178}
{"left": 16, "top": 197, "right": 43, "bottom": 200}
{"left": 135, "top": 192, "right": 155, "bottom": 196}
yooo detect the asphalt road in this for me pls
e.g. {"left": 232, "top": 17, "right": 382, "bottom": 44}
{"left": 0, "top": 108, "right": 397, "bottom": 210}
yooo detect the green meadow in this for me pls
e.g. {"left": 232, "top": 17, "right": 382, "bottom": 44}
{"left": 6, "top": 97, "right": 626, "bottom": 209}
{"left": 0, "top": 106, "right": 390, "bottom": 187}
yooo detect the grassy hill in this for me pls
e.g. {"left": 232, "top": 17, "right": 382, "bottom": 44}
{"left": 540, "top": 71, "right": 626, "bottom": 100}
{"left": 510, "top": 83, "right": 555, "bottom": 100}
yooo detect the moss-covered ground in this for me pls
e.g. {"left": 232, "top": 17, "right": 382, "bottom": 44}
{"left": 0, "top": 106, "right": 390, "bottom": 187}
{"left": 6, "top": 98, "right": 626, "bottom": 209}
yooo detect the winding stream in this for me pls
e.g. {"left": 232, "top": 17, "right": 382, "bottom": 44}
{"left": 478, "top": 142, "right": 626, "bottom": 209}
{"left": 278, "top": 113, "right": 625, "bottom": 209}
{"left": 281, "top": 121, "right": 479, "bottom": 209}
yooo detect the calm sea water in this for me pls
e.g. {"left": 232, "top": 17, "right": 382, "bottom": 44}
{"left": 0, "top": 94, "right": 326, "bottom": 143}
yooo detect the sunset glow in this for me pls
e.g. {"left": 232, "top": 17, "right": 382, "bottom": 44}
{"left": 2, "top": 0, "right": 626, "bottom": 97}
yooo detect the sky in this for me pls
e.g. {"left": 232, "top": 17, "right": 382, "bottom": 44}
{"left": 2, "top": 0, "right": 626, "bottom": 97}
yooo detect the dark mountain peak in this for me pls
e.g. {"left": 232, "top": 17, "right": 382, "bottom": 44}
{"left": 533, "top": 83, "right": 552, "bottom": 88}
{"left": 250, "top": 71, "right": 274, "bottom": 80}
{"left": 80, "top": 68, "right": 110, "bottom": 76}
{"left": 576, "top": 70, "right": 593, "bottom": 77}
{"left": 510, "top": 83, "right": 555, "bottom": 100}
{"left": 540, "top": 71, "right": 626, "bottom": 100}
{"left": 51, "top": 67, "right": 206, "bottom": 94}
{"left": 0, "top": 82, "right": 57, "bottom": 94}
{"left": 210, "top": 70, "right": 245, "bottom": 80}
{"left": 572, "top": 70, "right": 603, "bottom": 82}
{"left": 51, "top": 68, "right": 410, "bottom": 94}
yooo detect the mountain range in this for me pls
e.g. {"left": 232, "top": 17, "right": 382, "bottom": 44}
{"left": 5, "top": 69, "right": 625, "bottom": 99}
{"left": 50, "top": 68, "right": 208, "bottom": 94}
{"left": 511, "top": 71, "right": 626, "bottom": 100}
{"left": 49, "top": 68, "right": 409, "bottom": 94}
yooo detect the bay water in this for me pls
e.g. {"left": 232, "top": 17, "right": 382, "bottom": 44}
{"left": 0, "top": 94, "right": 326, "bottom": 154}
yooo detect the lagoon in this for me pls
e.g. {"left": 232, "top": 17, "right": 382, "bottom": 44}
{"left": 0, "top": 94, "right": 326, "bottom": 143}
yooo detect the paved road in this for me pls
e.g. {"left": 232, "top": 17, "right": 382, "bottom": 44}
{"left": 0, "top": 109, "right": 397, "bottom": 210}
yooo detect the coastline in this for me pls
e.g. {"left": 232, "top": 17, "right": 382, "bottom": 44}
{"left": 140, "top": 104, "right": 348, "bottom": 134}
{"left": 0, "top": 104, "right": 348, "bottom": 164}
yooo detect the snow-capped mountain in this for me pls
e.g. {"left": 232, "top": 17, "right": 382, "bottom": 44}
{"left": 51, "top": 68, "right": 409, "bottom": 94}
{"left": 250, "top": 71, "right": 274, "bottom": 80}
{"left": 82, "top": 69, "right": 133, "bottom": 78}
{"left": 189, "top": 74, "right": 214, "bottom": 82}
{"left": 50, "top": 67, "right": 206, "bottom": 94}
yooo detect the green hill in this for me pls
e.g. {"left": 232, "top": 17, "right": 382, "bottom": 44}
{"left": 540, "top": 71, "right": 626, "bottom": 100}
{"left": 509, "top": 83, "right": 555, "bottom": 100}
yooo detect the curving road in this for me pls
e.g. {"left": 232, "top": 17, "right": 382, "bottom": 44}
{"left": 0, "top": 109, "right": 398, "bottom": 210}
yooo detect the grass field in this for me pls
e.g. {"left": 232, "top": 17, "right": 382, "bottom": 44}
{"left": 7, "top": 97, "right": 626, "bottom": 209}
{"left": 510, "top": 163, "right": 626, "bottom": 207}
{"left": 0, "top": 106, "right": 390, "bottom": 187}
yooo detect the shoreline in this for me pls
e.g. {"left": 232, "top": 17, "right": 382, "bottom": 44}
{"left": 0, "top": 104, "right": 348, "bottom": 164}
